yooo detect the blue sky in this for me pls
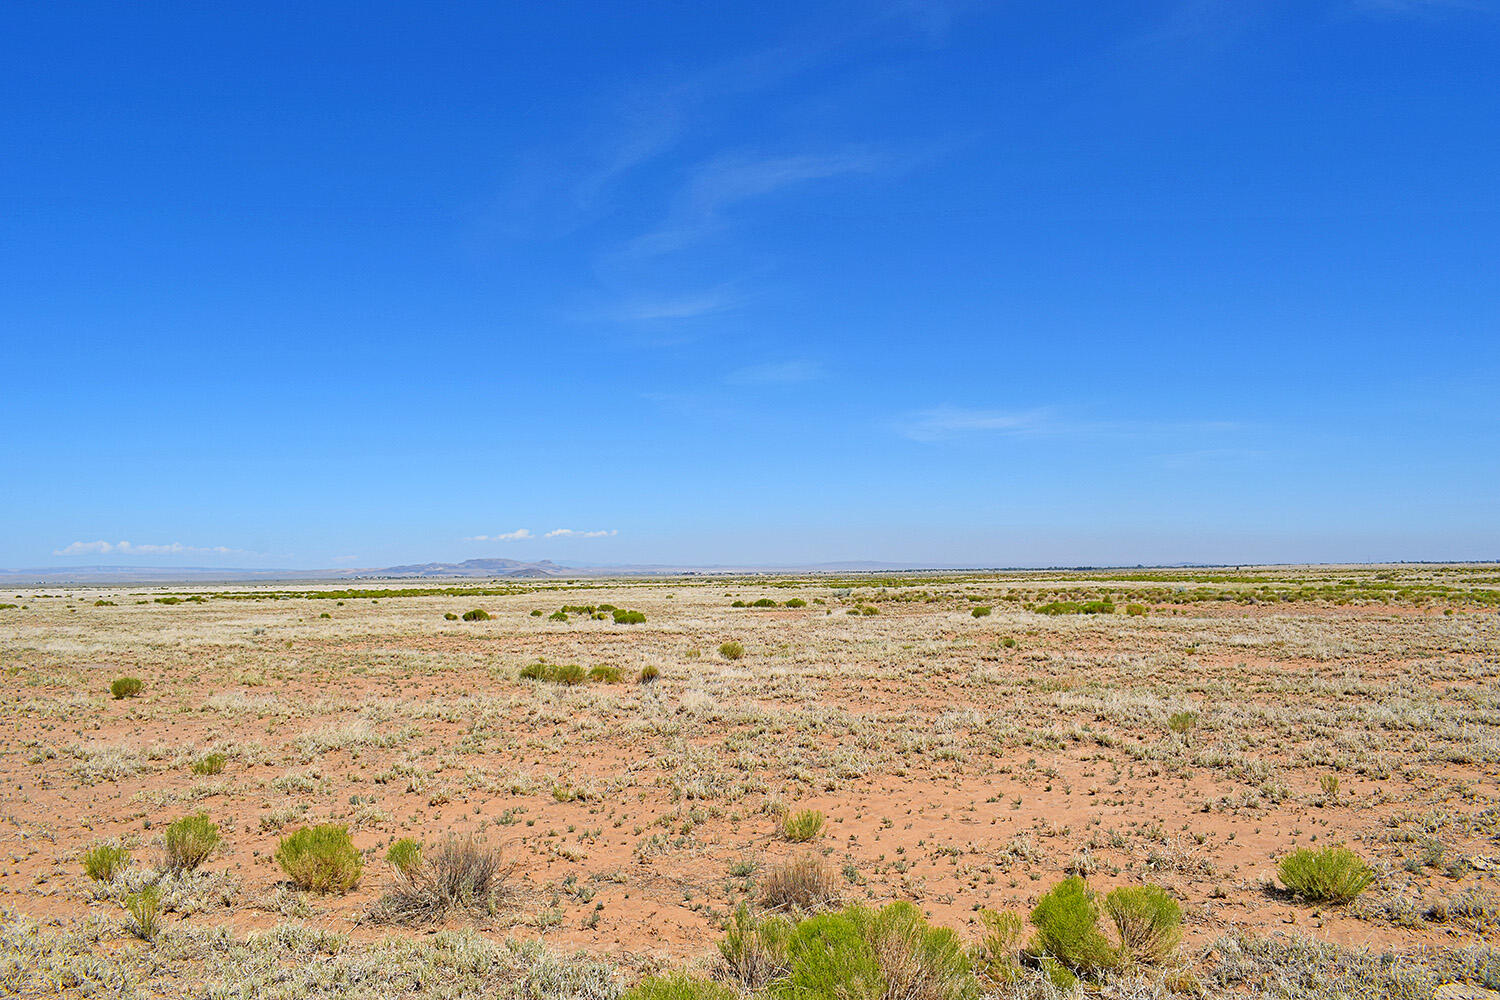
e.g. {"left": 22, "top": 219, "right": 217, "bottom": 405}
{"left": 3, "top": 1, "right": 1497, "bottom": 569}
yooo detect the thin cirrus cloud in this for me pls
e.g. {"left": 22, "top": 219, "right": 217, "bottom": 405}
{"left": 725, "top": 359, "right": 824, "bottom": 385}
{"left": 545, "top": 528, "right": 618, "bottom": 539}
{"left": 895, "top": 406, "right": 1248, "bottom": 444}
{"left": 464, "top": 529, "right": 534, "bottom": 542}
{"left": 54, "top": 540, "right": 251, "bottom": 557}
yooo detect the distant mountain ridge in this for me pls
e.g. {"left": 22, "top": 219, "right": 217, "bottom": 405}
{"left": 377, "top": 558, "right": 566, "bottom": 578}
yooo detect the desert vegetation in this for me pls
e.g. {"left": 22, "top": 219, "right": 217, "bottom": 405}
{"left": 0, "top": 564, "right": 1497, "bottom": 997}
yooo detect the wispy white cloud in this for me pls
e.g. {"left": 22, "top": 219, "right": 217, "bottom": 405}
{"left": 726, "top": 359, "right": 824, "bottom": 385}
{"left": 545, "top": 528, "right": 618, "bottom": 539}
{"left": 465, "top": 529, "right": 534, "bottom": 542}
{"left": 53, "top": 540, "right": 252, "bottom": 557}
{"left": 896, "top": 407, "right": 1055, "bottom": 442}
{"left": 615, "top": 289, "right": 740, "bottom": 322}
{"left": 629, "top": 149, "right": 885, "bottom": 258}
{"left": 896, "top": 406, "right": 1246, "bottom": 443}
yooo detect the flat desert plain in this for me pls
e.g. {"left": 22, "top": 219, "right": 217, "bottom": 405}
{"left": 1, "top": 566, "right": 1498, "bottom": 998}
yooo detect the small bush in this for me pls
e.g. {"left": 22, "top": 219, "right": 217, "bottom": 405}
{"left": 164, "top": 813, "right": 220, "bottom": 872}
{"left": 1167, "top": 711, "right": 1198, "bottom": 737}
{"left": 731, "top": 600, "right": 747, "bottom": 608}
{"left": 589, "top": 664, "right": 623, "bottom": 683}
{"left": 613, "top": 609, "right": 646, "bottom": 624}
{"left": 530, "top": 609, "right": 544, "bottom": 617}
{"left": 276, "top": 824, "right": 362, "bottom": 894}
{"left": 640, "top": 663, "right": 661, "bottom": 684}
{"left": 719, "top": 641, "right": 745, "bottom": 660}
{"left": 1125, "top": 603, "right": 1148, "bottom": 616}
{"left": 124, "top": 884, "right": 162, "bottom": 940}
{"left": 550, "top": 662, "right": 586, "bottom": 686}
{"left": 444, "top": 612, "right": 458, "bottom": 620}
{"left": 111, "top": 677, "right": 143, "bottom": 699}
{"left": 1029, "top": 876, "right": 1117, "bottom": 975}
{"left": 785, "top": 598, "right": 807, "bottom": 608}
{"left": 372, "top": 837, "right": 515, "bottom": 924}
{"left": 781, "top": 809, "right": 826, "bottom": 842}
{"left": 548, "top": 610, "right": 568, "bottom": 621}
{"left": 461, "top": 608, "right": 490, "bottom": 621}
{"left": 775, "top": 903, "right": 975, "bottom": 1000}
{"left": 1001, "top": 637, "right": 1016, "bottom": 648}
{"left": 94, "top": 599, "right": 115, "bottom": 606}
{"left": 718, "top": 904, "right": 792, "bottom": 989}
{"left": 1035, "top": 600, "right": 1114, "bottom": 616}
{"left": 190, "top": 752, "right": 226, "bottom": 776}
{"left": 624, "top": 974, "right": 738, "bottom": 1000}
{"left": 1103, "top": 885, "right": 1181, "bottom": 964}
{"left": 518, "top": 662, "right": 547, "bottom": 680}
{"left": 386, "top": 838, "right": 422, "bottom": 874}
{"left": 971, "top": 909, "right": 1025, "bottom": 985}
{"left": 971, "top": 606, "right": 991, "bottom": 618}
{"left": 859, "top": 605, "right": 880, "bottom": 615}
{"left": 83, "top": 843, "right": 131, "bottom": 882}
{"left": 1279, "top": 845, "right": 1374, "bottom": 904}
{"left": 761, "top": 854, "right": 842, "bottom": 912}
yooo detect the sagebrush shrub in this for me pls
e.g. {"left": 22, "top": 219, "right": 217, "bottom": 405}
{"left": 83, "top": 843, "right": 130, "bottom": 882}
{"left": 111, "top": 677, "right": 143, "bottom": 699}
{"left": 444, "top": 612, "right": 458, "bottom": 620}
{"left": 971, "top": 606, "right": 991, "bottom": 618}
{"left": 1029, "top": 876, "right": 1117, "bottom": 975}
{"left": 1103, "top": 885, "right": 1181, "bottom": 964}
{"left": 773, "top": 903, "right": 976, "bottom": 1000}
{"left": 970, "top": 909, "right": 1024, "bottom": 984}
{"left": 717, "top": 904, "right": 792, "bottom": 989}
{"left": 640, "top": 663, "right": 661, "bottom": 683}
{"left": 461, "top": 608, "right": 490, "bottom": 621}
{"left": 613, "top": 609, "right": 646, "bottom": 624}
{"left": 548, "top": 610, "right": 568, "bottom": 621}
{"left": 760, "top": 854, "right": 842, "bottom": 912}
{"left": 719, "top": 641, "right": 745, "bottom": 660}
{"left": 785, "top": 598, "right": 807, "bottom": 608}
{"left": 589, "top": 664, "right": 623, "bottom": 683}
{"left": 1279, "top": 846, "right": 1374, "bottom": 903}
{"left": 372, "top": 837, "right": 515, "bottom": 924}
{"left": 276, "top": 824, "right": 362, "bottom": 893}
{"left": 1167, "top": 711, "right": 1198, "bottom": 737}
{"left": 164, "top": 813, "right": 220, "bottom": 872}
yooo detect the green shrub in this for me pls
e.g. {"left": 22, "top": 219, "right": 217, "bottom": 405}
{"left": 1125, "top": 603, "right": 1148, "bottom": 616}
{"left": 1278, "top": 846, "right": 1374, "bottom": 903}
{"left": 785, "top": 598, "right": 807, "bottom": 608}
{"left": 1167, "top": 710, "right": 1198, "bottom": 737}
{"left": 718, "top": 904, "right": 793, "bottom": 988}
{"left": 781, "top": 809, "right": 826, "bottom": 842}
{"left": 548, "top": 610, "right": 568, "bottom": 621}
{"left": 110, "top": 677, "right": 143, "bottom": 699}
{"left": 731, "top": 600, "right": 747, "bottom": 608}
{"left": 624, "top": 974, "right": 738, "bottom": 1000}
{"left": 83, "top": 843, "right": 131, "bottom": 882}
{"left": 613, "top": 609, "right": 646, "bottom": 624}
{"left": 164, "top": 813, "right": 220, "bottom": 872}
{"left": 386, "top": 838, "right": 422, "bottom": 874}
{"left": 124, "top": 884, "right": 162, "bottom": 940}
{"left": 774, "top": 903, "right": 975, "bottom": 1000}
{"left": 518, "top": 662, "right": 547, "bottom": 680}
{"left": 719, "top": 641, "right": 745, "bottom": 660}
{"left": 276, "top": 824, "right": 362, "bottom": 893}
{"left": 1035, "top": 600, "right": 1114, "bottom": 616}
{"left": 94, "top": 599, "right": 115, "bottom": 606}
{"left": 859, "top": 605, "right": 880, "bottom": 615}
{"left": 588, "top": 664, "right": 623, "bottom": 683}
{"left": 444, "top": 612, "right": 458, "bottom": 620}
{"left": 971, "top": 606, "right": 991, "bottom": 618}
{"left": 640, "top": 663, "right": 661, "bottom": 684}
{"left": 1001, "top": 637, "right": 1016, "bottom": 648}
{"left": 550, "top": 662, "right": 586, "bottom": 686}
{"left": 1029, "top": 876, "right": 1117, "bottom": 975}
{"left": 461, "top": 608, "right": 490, "bottom": 621}
{"left": 970, "top": 909, "right": 1025, "bottom": 985}
{"left": 1103, "top": 885, "right": 1181, "bottom": 964}
{"left": 191, "top": 752, "right": 226, "bottom": 776}
{"left": 750, "top": 598, "right": 777, "bottom": 608}
{"left": 530, "top": 609, "right": 544, "bottom": 617}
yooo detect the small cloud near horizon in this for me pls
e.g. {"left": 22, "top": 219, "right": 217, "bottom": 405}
{"left": 545, "top": 528, "right": 618, "bottom": 539}
{"left": 465, "top": 529, "right": 534, "bottom": 542}
{"left": 54, "top": 540, "right": 254, "bottom": 557}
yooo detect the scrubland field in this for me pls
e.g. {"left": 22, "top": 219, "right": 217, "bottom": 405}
{"left": 1, "top": 565, "right": 1498, "bottom": 998}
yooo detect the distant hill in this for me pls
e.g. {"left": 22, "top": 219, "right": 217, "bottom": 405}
{"left": 377, "top": 558, "right": 567, "bottom": 578}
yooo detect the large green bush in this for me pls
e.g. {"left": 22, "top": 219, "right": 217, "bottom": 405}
{"left": 276, "top": 824, "right": 362, "bottom": 893}
{"left": 770, "top": 903, "right": 975, "bottom": 1000}
{"left": 1279, "top": 845, "right": 1374, "bottom": 903}
{"left": 1102, "top": 885, "right": 1181, "bottom": 964}
{"left": 1029, "top": 876, "right": 1117, "bottom": 975}
{"left": 164, "top": 813, "right": 220, "bottom": 872}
